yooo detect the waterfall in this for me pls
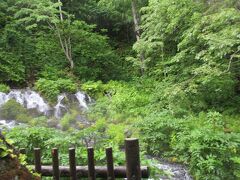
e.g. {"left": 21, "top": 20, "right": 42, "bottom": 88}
{"left": 54, "top": 94, "right": 68, "bottom": 119}
{"left": 0, "top": 120, "right": 18, "bottom": 129}
{"left": 24, "top": 90, "right": 50, "bottom": 114}
{"left": 0, "top": 92, "right": 7, "bottom": 106}
{"left": 7, "top": 90, "right": 24, "bottom": 105}
{"left": 75, "top": 91, "right": 89, "bottom": 109}
{"left": 0, "top": 89, "right": 50, "bottom": 115}
{"left": 0, "top": 89, "right": 91, "bottom": 120}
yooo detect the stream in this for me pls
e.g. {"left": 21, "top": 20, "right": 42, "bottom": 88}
{"left": 148, "top": 157, "right": 192, "bottom": 180}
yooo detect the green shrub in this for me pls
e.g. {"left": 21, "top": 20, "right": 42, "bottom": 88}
{"left": 107, "top": 124, "right": 125, "bottom": 145}
{"left": 38, "top": 66, "right": 66, "bottom": 81}
{"left": 138, "top": 110, "right": 184, "bottom": 155}
{"left": 169, "top": 112, "right": 240, "bottom": 179}
{"left": 0, "top": 100, "right": 30, "bottom": 121}
{"left": 0, "top": 84, "right": 10, "bottom": 93}
{"left": 6, "top": 126, "right": 125, "bottom": 165}
{"left": 231, "top": 157, "right": 240, "bottom": 178}
{"left": 29, "top": 116, "right": 48, "bottom": 127}
{"left": 139, "top": 111, "right": 240, "bottom": 179}
{"left": 16, "top": 113, "right": 32, "bottom": 123}
{"left": 81, "top": 81, "right": 104, "bottom": 98}
{"left": 87, "top": 80, "right": 150, "bottom": 124}
{"left": 60, "top": 111, "right": 78, "bottom": 131}
{"left": 35, "top": 78, "right": 78, "bottom": 102}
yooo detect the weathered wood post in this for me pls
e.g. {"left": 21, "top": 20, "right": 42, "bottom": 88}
{"left": 19, "top": 148, "right": 26, "bottom": 154}
{"left": 52, "top": 148, "right": 60, "bottom": 180}
{"left": 87, "top": 147, "right": 96, "bottom": 180}
{"left": 106, "top": 147, "right": 115, "bottom": 180}
{"left": 125, "top": 138, "right": 141, "bottom": 180}
{"left": 69, "top": 148, "right": 77, "bottom": 180}
{"left": 34, "top": 148, "right": 41, "bottom": 174}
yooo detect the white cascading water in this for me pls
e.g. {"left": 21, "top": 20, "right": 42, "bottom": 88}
{"left": 0, "top": 92, "right": 7, "bottom": 106}
{"left": 54, "top": 94, "right": 68, "bottom": 119}
{"left": 0, "top": 89, "right": 50, "bottom": 114}
{"left": 0, "top": 120, "right": 17, "bottom": 129}
{"left": 7, "top": 90, "right": 24, "bottom": 105}
{"left": 24, "top": 90, "right": 50, "bottom": 114}
{"left": 75, "top": 91, "right": 89, "bottom": 109}
{"left": 0, "top": 90, "right": 90, "bottom": 118}
{"left": 53, "top": 92, "right": 90, "bottom": 119}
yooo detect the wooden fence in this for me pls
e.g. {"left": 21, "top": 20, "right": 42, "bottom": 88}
{"left": 19, "top": 138, "right": 150, "bottom": 180}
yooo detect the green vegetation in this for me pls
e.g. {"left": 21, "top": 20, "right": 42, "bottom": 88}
{"left": 1, "top": 0, "right": 240, "bottom": 179}
{"left": 60, "top": 110, "right": 79, "bottom": 131}
{"left": 139, "top": 111, "right": 240, "bottom": 179}
{"left": 6, "top": 126, "right": 126, "bottom": 165}
{"left": 0, "top": 84, "right": 10, "bottom": 93}
{"left": 35, "top": 78, "right": 78, "bottom": 102}
{"left": 0, "top": 100, "right": 31, "bottom": 122}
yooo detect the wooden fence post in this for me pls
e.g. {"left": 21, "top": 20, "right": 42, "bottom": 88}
{"left": 87, "top": 147, "right": 96, "bottom": 180}
{"left": 21, "top": 143, "right": 149, "bottom": 179}
{"left": 19, "top": 148, "right": 26, "bottom": 154}
{"left": 125, "top": 138, "right": 141, "bottom": 180}
{"left": 34, "top": 148, "right": 41, "bottom": 174}
{"left": 106, "top": 147, "right": 115, "bottom": 180}
{"left": 52, "top": 148, "right": 60, "bottom": 180}
{"left": 69, "top": 148, "right": 77, "bottom": 180}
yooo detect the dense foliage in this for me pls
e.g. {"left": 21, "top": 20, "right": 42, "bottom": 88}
{"left": 0, "top": 0, "right": 240, "bottom": 179}
{"left": 0, "top": 84, "right": 10, "bottom": 93}
{"left": 6, "top": 126, "right": 126, "bottom": 165}
{"left": 0, "top": 0, "right": 129, "bottom": 86}
{"left": 0, "top": 100, "right": 30, "bottom": 122}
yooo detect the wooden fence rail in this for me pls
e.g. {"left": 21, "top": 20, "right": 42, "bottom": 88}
{"left": 19, "top": 138, "right": 150, "bottom": 180}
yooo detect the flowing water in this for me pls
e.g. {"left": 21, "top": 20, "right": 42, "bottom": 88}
{"left": 0, "top": 89, "right": 91, "bottom": 124}
{"left": 54, "top": 93, "right": 68, "bottom": 119}
{"left": 148, "top": 157, "right": 192, "bottom": 180}
{"left": 75, "top": 91, "right": 89, "bottom": 109}
{"left": 0, "top": 89, "right": 192, "bottom": 179}
{"left": 0, "top": 89, "right": 50, "bottom": 115}
{"left": 0, "top": 120, "right": 18, "bottom": 129}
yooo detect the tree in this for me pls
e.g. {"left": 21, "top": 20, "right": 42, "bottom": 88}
{"left": 133, "top": 0, "right": 240, "bottom": 110}
{"left": 14, "top": 0, "right": 74, "bottom": 69}
{"left": 98, "top": 0, "right": 148, "bottom": 75}
{"left": 131, "top": 0, "right": 145, "bottom": 75}
{"left": 57, "top": 0, "right": 73, "bottom": 69}
{"left": 0, "top": 0, "right": 25, "bottom": 83}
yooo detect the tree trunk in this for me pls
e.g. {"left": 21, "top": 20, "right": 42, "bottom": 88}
{"left": 131, "top": 0, "right": 145, "bottom": 75}
{"left": 131, "top": 0, "right": 141, "bottom": 41}
{"left": 58, "top": 0, "right": 74, "bottom": 69}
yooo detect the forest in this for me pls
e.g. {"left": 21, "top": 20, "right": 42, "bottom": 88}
{"left": 0, "top": 0, "right": 240, "bottom": 179}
